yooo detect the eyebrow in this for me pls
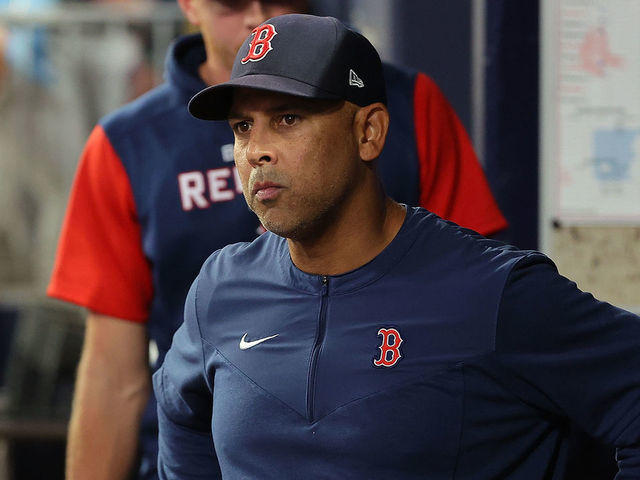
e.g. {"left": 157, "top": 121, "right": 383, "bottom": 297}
{"left": 229, "top": 96, "right": 345, "bottom": 120}
{"left": 228, "top": 102, "right": 308, "bottom": 119}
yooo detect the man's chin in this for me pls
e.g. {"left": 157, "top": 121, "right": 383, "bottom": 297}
{"left": 255, "top": 210, "right": 299, "bottom": 239}
{"left": 256, "top": 216, "right": 289, "bottom": 238}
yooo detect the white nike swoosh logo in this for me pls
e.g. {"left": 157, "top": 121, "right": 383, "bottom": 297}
{"left": 239, "top": 333, "right": 279, "bottom": 350}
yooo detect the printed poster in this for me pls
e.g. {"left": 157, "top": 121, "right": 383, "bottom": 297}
{"left": 552, "top": 0, "right": 640, "bottom": 223}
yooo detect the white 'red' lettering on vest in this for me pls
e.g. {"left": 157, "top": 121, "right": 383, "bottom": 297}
{"left": 233, "top": 167, "right": 243, "bottom": 194}
{"left": 178, "top": 167, "right": 243, "bottom": 211}
{"left": 178, "top": 171, "right": 208, "bottom": 211}
{"left": 208, "top": 169, "right": 234, "bottom": 202}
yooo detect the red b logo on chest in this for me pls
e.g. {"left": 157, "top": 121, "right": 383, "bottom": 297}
{"left": 241, "top": 24, "right": 277, "bottom": 64}
{"left": 373, "top": 327, "right": 404, "bottom": 367}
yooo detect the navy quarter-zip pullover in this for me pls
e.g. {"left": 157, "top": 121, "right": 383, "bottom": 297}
{"left": 154, "top": 207, "right": 640, "bottom": 479}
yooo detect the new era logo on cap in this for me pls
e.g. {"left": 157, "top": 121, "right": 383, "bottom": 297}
{"left": 349, "top": 69, "right": 365, "bottom": 88}
{"left": 188, "top": 14, "right": 387, "bottom": 121}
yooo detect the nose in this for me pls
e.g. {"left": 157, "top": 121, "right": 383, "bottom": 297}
{"left": 245, "top": 124, "right": 277, "bottom": 168}
{"left": 244, "top": 1, "right": 269, "bottom": 30}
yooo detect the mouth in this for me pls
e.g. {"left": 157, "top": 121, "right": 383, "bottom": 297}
{"left": 252, "top": 181, "right": 283, "bottom": 202}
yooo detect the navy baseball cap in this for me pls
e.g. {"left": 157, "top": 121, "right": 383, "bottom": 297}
{"left": 188, "top": 14, "right": 387, "bottom": 121}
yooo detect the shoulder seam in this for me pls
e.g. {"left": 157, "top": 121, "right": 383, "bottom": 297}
{"left": 492, "top": 252, "right": 543, "bottom": 352}
{"left": 193, "top": 276, "right": 212, "bottom": 393}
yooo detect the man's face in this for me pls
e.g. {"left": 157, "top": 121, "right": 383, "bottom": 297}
{"left": 187, "top": 0, "right": 307, "bottom": 72}
{"left": 229, "top": 89, "right": 364, "bottom": 240}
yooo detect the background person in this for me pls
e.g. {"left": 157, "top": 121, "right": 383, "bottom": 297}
{"left": 47, "top": 1, "right": 505, "bottom": 479}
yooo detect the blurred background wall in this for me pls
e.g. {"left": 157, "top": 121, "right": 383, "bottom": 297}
{"left": 0, "top": 2, "right": 185, "bottom": 478}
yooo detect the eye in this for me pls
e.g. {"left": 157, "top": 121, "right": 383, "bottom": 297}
{"left": 232, "top": 120, "right": 251, "bottom": 134}
{"left": 279, "top": 114, "right": 299, "bottom": 126}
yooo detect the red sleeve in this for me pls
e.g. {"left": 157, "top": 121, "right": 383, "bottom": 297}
{"left": 413, "top": 73, "right": 508, "bottom": 236}
{"left": 47, "top": 125, "right": 152, "bottom": 322}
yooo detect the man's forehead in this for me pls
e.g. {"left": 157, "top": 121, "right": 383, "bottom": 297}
{"left": 228, "top": 88, "right": 344, "bottom": 117}
{"left": 212, "top": 0, "right": 308, "bottom": 12}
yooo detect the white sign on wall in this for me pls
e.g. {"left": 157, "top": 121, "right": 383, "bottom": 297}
{"left": 543, "top": 0, "right": 640, "bottom": 224}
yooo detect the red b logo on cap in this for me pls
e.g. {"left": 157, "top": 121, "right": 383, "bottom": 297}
{"left": 241, "top": 24, "right": 277, "bottom": 64}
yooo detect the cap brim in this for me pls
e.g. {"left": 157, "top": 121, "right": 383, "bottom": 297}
{"left": 188, "top": 74, "right": 342, "bottom": 121}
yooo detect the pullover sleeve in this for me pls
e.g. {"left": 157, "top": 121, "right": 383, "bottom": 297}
{"left": 153, "top": 277, "right": 221, "bottom": 479}
{"left": 495, "top": 254, "right": 640, "bottom": 476}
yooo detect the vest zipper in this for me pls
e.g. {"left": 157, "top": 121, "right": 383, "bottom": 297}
{"left": 306, "top": 275, "right": 329, "bottom": 422}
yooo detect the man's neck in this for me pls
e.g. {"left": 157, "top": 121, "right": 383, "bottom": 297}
{"left": 287, "top": 197, "right": 406, "bottom": 276}
{"left": 198, "top": 59, "right": 231, "bottom": 86}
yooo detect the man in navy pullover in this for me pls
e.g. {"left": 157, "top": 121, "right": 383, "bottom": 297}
{"left": 154, "top": 14, "right": 640, "bottom": 479}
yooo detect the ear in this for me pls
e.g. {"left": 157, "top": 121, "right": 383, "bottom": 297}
{"left": 177, "top": 0, "right": 200, "bottom": 26}
{"left": 353, "top": 103, "right": 389, "bottom": 162}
